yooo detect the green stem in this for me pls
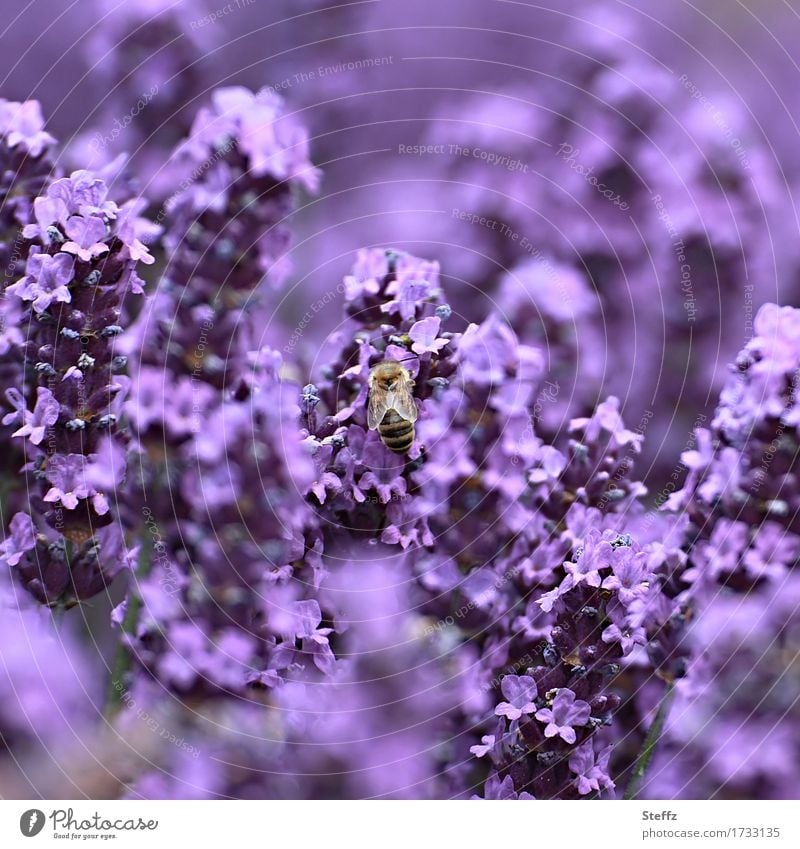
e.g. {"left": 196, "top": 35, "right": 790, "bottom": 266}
{"left": 623, "top": 681, "right": 676, "bottom": 800}
{"left": 105, "top": 533, "right": 151, "bottom": 714}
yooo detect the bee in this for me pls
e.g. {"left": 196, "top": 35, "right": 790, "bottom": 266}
{"left": 367, "top": 359, "right": 418, "bottom": 454}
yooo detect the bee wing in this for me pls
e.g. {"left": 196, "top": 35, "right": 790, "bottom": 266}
{"left": 389, "top": 379, "right": 419, "bottom": 423}
{"left": 367, "top": 387, "right": 390, "bottom": 430}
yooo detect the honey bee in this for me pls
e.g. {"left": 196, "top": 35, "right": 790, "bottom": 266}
{"left": 367, "top": 360, "right": 418, "bottom": 454}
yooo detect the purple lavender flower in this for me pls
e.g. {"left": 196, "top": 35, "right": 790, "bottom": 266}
{"left": 669, "top": 303, "right": 800, "bottom": 594}
{"left": 121, "top": 348, "right": 322, "bottom": 699}
{"left": 5, "top": 386, "right": 59, "bottom": 445}
{"left": 123, "top": 548, "right": 474, "bottom": 800}
{"left": 643, "top": 576, "right": 800, "bottom": 799}
{"left": 0, "top": 601, "right": 101, "bottom": 755}
{"left": 115, "top": 92, "right": 326, "bottom": 724}
{"left": 61, "top": 216, "right": 110, "bottom": 262}
{"left": 0, "top": 98, "right": 58, "bottom": 512}
{"left": 570, "top": 742, "right": 614, "bottom": 797}
{"left": 474, "top": 530, "right": 678, "bottom": 798}
{"left": 495, "top": 675, "right": 538, "bottom": 722}
{"left": 301, "top": 246, "right": 683, "bottom": 799}
{"left": 0, "top": 168, "right": 156, "bottom": 604}
{"left": 269, "top": 552, "right": 474, "bottom": 799}
{"left": 634, "top": 303, "right": 800, "bottom": 799}
{"left": 0, "top": 513, "right": 36, "bottom": 567}
{"left": 301, "top": 248, "right": 459, "bottom": 549}
{"left": 0, "top": 99, "right": 55, "bottom": 158}
{"left": 126, "top": 86, "right": 319, "bottom": 396}
{"left": 535, "top": 689, "right": 592, "bottom": 745}
{"left": 0, "top": 555, "right": 101, "bottom": 774}
{"left": 7, "top": 252, "right": 74, "bottom": 312}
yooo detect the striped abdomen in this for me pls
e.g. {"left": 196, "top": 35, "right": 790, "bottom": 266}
{"left": 378, "top": 408, "right": 415, "bottom": 454}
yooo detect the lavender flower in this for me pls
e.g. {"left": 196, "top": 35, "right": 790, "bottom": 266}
{"left": 495, "top": 675, "right": 538, "bottom": 721}
{"left": 301, "top": 245, "right": 688, "bottom": 800}
{"left": 636, "top": 303, "right": 800, "bottom": 798}
{"left": 643, "top": 576, "right": 800, "bottom": 799}
{"left": 474, "top": 530, "right": 674, "bottom": 798}
{"left": 301, "top": 248, "right": 459, "bottom": 549}
{"left": 127, "top": 86, "right": 319, "bottom": 395}
{"left": 121, "top": 349, "right": 321, "bottom": 699}
{"left": 269, "top": 552, "right": 475, "bottom": 799}
{"left": 669, "top": 303, "right": 800, "bottom": 594}
{"left": 0, "top": 169, "right": 156, "bottom": 604}
{"left": 117, "top": 90, "right": 325, "bottom": 707}
{"left": 0, "top": 99, "right": 58, "bottom": 512}
{"left": 2, "top": 3, "right": 796, "bottom": 803}
{"left": 123, "top": 548, "right": 475, "bottom": 800}
{"left": 0, "top": 99, "right": 56, "bottom": 276}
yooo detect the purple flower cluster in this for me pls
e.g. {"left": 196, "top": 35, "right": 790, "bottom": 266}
{"left": 639, "top": 303, "right": 800, "bottom": 797}
{"left": 1, "top": 165, "right": 156, "bottom": 604}
{"left": 269, "top": 553, "right": 476, "bottom": 799}
{"left": 0, "top": 99, "right": 55, "bottom": 274}
{"left": 128, "top": 86, "right": 319, "bottom": 398}
{"left": 121, "top": 350, "right": 322, "bottom": 698}
{"left": 643, "top": 576, "right": 800, "bottom": 799}
{"left": 295, "top": 248, "right": 701, "bottom": 799}
{"left": 116, "top": 90, "right": 324, "bottom": 706}
{"left": 0, "top": 99, "right": 58, "bottom": 505}
{"left": 301, "top": 248, "right": 458, "bottom": 548}
{"left": 473, "top": 529, "right": 681, "bottom": 798}
{"left": 669, "top": 303, "right": 800, "bottom": 590}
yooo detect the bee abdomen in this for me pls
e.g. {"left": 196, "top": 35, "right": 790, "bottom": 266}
{"left": 378, "top": 409, "right": 415, "bottom": 453}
